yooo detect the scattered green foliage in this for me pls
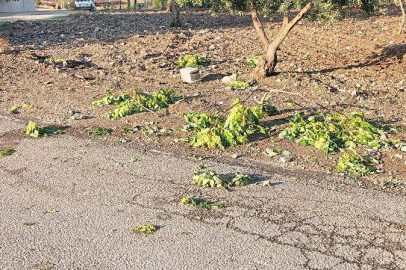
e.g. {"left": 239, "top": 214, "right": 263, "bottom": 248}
{"left": 9, "top": 105, "right": 19, "bottom": 113}
{"left": 229, "top": 172, "right": 251, "bottom": 186}
{"left": 93, "top": 89, "right": 181, "bottom": 119}
{"left": 178, "top": 55, "right": 210, "bottom": 68}
{"left": 127, "top": 157, "right": 141, "bottom": 162}
{"left": 0, "top": 148, "right": 15, "bottom": 157}
{"left": 25, "top": 121, "right": 63, "bottom": 138}
{"left": 360, "top": 0, "right": 379, "bottom": 15}
{"left": 280, "top": 112, "right": 386, "bottom": 154}
{"left": 193, "top": 170, "right": 228, "bottom": 187}
{"left": 246, "top": 55, "right": 260, "bottom": 68}
{"left": 92, "top": 89, "right": 132, "bottom": 106}
{"left": 307, "top": 0, "right": 342, "bottom": 26}
{"left": 22, "top": 103, "right": 33, "bottom": 108}
{"left": 141, "top": 122, "right": 174, "bottom": 136}
{"left": 260, "top": 97, "right": 279, "bottom": 116}
{"left": 132, "top": 224, "right": 157, "bottom": 234}
{"left": 228, "top": 80, "right": 252, "bottom": 90}
{"left": 181, "top": 197, "right": 225, "bottom": 209}
{"left": 32, "top": 262, "right": 55, "bottom": 270}
{"left": 266, "top": 148, "right": 283, "bottom": 158}
{"left": 23, "top": 221, "right": 38, "bottom": 226}
{"left": 335, "top": 151, "right": 378, "bottom": 178}
{"left": 184, "top": 99, "right": 266, "bottom": 149}
{"left": 262, "top": 104, "right": 279, "bottom": 116}
{"left": 45, "top": 57, "right": 65, "bottom": 64}
{"left": 89, "top": 127, "right": 112, "bottom": 136}
{"left": 8, "top": 103, "right": 33, "bottom": 113}
{"left": 193, "top": 170, "right": 251, "bottom": 188}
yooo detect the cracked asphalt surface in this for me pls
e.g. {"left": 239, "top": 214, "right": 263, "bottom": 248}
{"left": 1, "top": 115, "right": 406, "bottom": 270}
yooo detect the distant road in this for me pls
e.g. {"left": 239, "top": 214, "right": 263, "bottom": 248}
{"left": 0, "top": 8, "right": 75, "bottom": 23}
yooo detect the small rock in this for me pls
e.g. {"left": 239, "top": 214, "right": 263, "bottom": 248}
{"left": 394, "top": 154, "right": 403, "bottom": 159}
{"left": 351, "top": 90, "right": 358, "bottom": 96}
{"left": 262, "top": 180, "right": 271, "bottom": 186}
{"left": 282, "top": 150, "right": 291, "bottom": 156}
{"left": 265, "top": 148, "right": 274, "bottom": 154}
{"left": 71, "top": 113, "right": 81, "bottom": 120}
{"left": 280, "top": 156, "right": 293, "bottom": 163}
{"left": 401, "top": 145, "right": 406, "bottom": 152}
{"left": 231, "top": 153, "right": 241, "bottom": 159}
{"left": 208, "top": 44, "right": 215, "bottom": 50}
{"left": 221, "top": 74, "right": 237, "bottom": 84}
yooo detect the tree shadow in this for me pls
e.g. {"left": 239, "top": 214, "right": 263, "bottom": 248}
{"left": 290, "top": 43, "right": 406, "bottom": 75}
{"left": 201, "top": 73, "right": 225, "bottom": 82}
{"left": 220, "top": 172, "right": 277, "bottom": 185}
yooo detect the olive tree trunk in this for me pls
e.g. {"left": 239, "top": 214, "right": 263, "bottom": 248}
{"left": 399, "top": 0, "right": 405, "bottom": 34}
{"left": 168, "top": 0, "right": 181, "bottom": 27}
{"left": 252, "top": 2, "right": 312, "bottom": 78}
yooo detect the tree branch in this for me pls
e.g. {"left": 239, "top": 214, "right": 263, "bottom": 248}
{"left": 399, "top": 0, "right": 405, "bottom": 34}
{"left": 259, "top": 88, "right": 327, "bottom": 119}
{"left": 251, "top": 9, "right": 270, "bottom": 51}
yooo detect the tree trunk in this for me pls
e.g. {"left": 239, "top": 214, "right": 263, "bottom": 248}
{"left": 127, "top": 0, "right": 131, "bottom": 9}
{"left": 399, "top": 0, "right": 405, "bottom": 34}
{"left": 168, "top": 0, "right": 181, "bottom": 27}
{"left": 253, "top": 2, "right": 312, "bottom": 78}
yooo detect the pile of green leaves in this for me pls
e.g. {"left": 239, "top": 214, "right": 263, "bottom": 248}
{"left": 178, "top": 55, "right": 210, "bottom": 68}
{"left": 246, "top": 55, "right": 260, "bottom": 68}
{"left": 180, "top": 197, "right": 225, "bottom": 209}
{"left": 89, "top": 127, "right": 112, "bottom": 136}
{"left": 0, "top": 149, "right": 15, "bottom": 157}
{"left": 132, "top": 225, "right": 157, "bottom": 234}
{"left": 280, "top": 112, "right": 386, "bottom": 154}
{"left": 184, "top": 99, "right": 266, "bottom": 149}
{"left": 192, "top": 170, "right": 251, "bottom": 188}
{"left": 228, "top": 81, "right": 251, "bottom": 90}
{"left": 25, "top": 121, "right": 62, "bottom": 138}
{"left": 92, "top": 89, "right": 132, "bottom": 106}
{"left": 335, "top": 151, "right": 378, "bottom": 178}
{"left": 92, "top": 89, "right": 180, "bottom": 119}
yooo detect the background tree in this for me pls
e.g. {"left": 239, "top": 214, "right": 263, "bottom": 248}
{"left": 168, "top": 0, "right": 181, "bottom": 26}
{"left": 175, "top": 0, "right": 342, "bottom": 78}
{"left": 396, "top": 0, "right": 405, "bottom": 34}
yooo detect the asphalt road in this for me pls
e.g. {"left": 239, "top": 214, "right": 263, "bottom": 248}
{"left": 1, "top": 114, "right": 406, "bottom": 270}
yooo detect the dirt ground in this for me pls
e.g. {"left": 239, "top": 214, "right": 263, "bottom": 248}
{"left": 1, "top": 7, "right": 406, "bottom": 192}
